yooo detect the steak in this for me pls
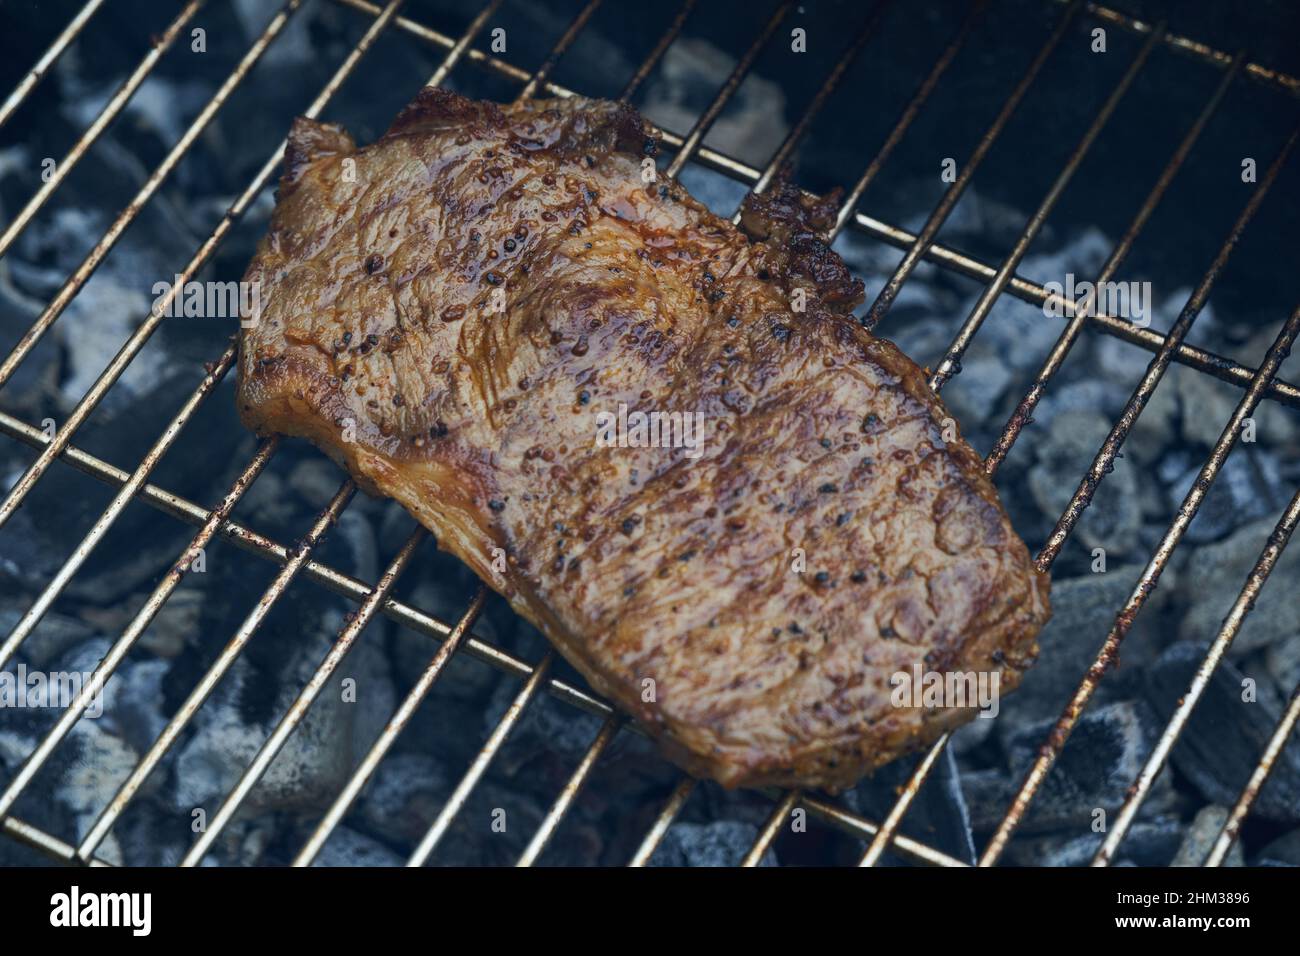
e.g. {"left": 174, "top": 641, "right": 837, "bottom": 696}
{"left": 236, "top": 88, "right": 1050, "bottom": 791}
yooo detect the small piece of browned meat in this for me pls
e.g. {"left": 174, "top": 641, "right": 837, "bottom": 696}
{"left": 236, "top": 88, "right": 1050, "bottom": 791}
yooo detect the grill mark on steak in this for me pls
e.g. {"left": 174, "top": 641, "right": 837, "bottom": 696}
{"left": 237, "top": 88, "right": 1050, "bottom": 791}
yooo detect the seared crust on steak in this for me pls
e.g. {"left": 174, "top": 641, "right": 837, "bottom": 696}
{"left": 237, "top": 88, "right": 1050, "bottom": 791}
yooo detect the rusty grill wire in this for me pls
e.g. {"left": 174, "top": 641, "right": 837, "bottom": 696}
{"left": 0, "top": 0, "right": 1296, "bottom": 868}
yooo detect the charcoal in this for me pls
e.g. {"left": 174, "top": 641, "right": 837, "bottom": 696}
{"left": 641, "top": 38, "right": 788, "bottom": 176}
{"left": 138, "top": 585, "right": 203, "bottom": 660}
{"left": 392, "top": 621, "right": 502, "bottom": 709}
{"left": 1227, "top": 326, "right": 1300, "bottom": 448}
{"left": 1028, "top": 409, "right": 1141, "bottom": 556}
{"left": 648, "top": 821, "right": 777, "bottom": 867}
{"left": 1171, "top": 450, "right": 1286, "bottom": 545}
{"left": 995, "top": 565, "right": 1168, "bottom": 739}
{"left": 0, "top": 607, "right": 95, "bottom": 670}
{"left": 170, "top": 604, "right": 394, "bottom": 816}
{"left": 168, "top": 655, "right": 342, "bottom": 817}
{"left": 286, "top": 457, "right": 351, "bottom": 509}
{"left": 4, "top": 135, "right": 203, "bottom": 414}
{"left": 1005, "top": 817, "right": 1184, "bottom": 867}
{"left": 312, "top": 826, "right": 404, "bottom": 867}
{"left": 1264, "top": 634, "right": 1300, "bottom": 693}
{"left": 1175, "top": 363, "right": 1241, "bottom": 449}
{"left": 14, "top": 370, "right": 244, "bottom": 606}
{"left": 832, "top": 236, "right": 939, "bottom": 312}
{"left": 57, "top": 638, "right": 170, "bottom": 760}
{"left": 1178, "top": 517, "right": 1300, "bottom": 654}
{"left": 1076, "top": 333, "right": 1183, "bottom": 466}
{"left": 1174, "top": 359, "right": 1297, "bottom": 450}
{"left": 1030, "top": 380, "right": 1125, "bottom": 433}
{"left": 194, "top": 816, "right": 280, "bottom": 867}
{"left": 333, "top": 509, "right": 380, "bottom": 585}
{"left": 1144, "top": 642, "right": 1300, "bottom": 822}
{"left": 231, "top": 0, "right": 314, "bottom": 69}
{"left": 0, "top": 507, "right": 67, "bottom": 594}
{"left": 1171, "top": 805, "right": 1244, "bottom": 867}
{"left": 56, "top": 721, "right": 140, "bottom": 863}
{"left": 0, "top": 640, "right": 170, "bottom": 865}
{"left": 940, "top": 185, "right": 1045, "bottom": 251}
{"left": 595, "top": 729, "right": 681, "bottom": 801}
{"left": 847, "top": 748, "right": 975, "bottom": 865}
{"left": 920, "top": 746, "right": 977, "bottom": 865}
{"left": 0, "top": 654, "right": 86, "bottom": 846}
{"left": 971, "top": 701, "right": 1172, "bottom": 835}
{"left": 487, "top": 681, "right": 606, "bottom": 773}
{"left": 356, "top": 753, "right": 452, "bottom": 844}
{"left": 1156, "top": 446, "right": 1198, "bottom": 486}
{"left": 959, "top": 768, "right": 1017, "bottom": 836}
{"left": 890, "top": 317, "right": 960, "bottom": 383}
{"left": 6, "top": 206, "right": 112, "bottom": 299}
{"left": 695, "top": 781, "right": 789, "bottom": 832}
{"left": 419, "top": 778, "right": 547, "bottom": 867}
{"left": 101, "top": 659, "right": 172, "bottom": 759}
{"left": 385, "top": 564, "right": 512, "bottom": 771}
{"left": 1127, "top": 381, "right": 1181, "bottom": 465}
{"left": 0, "top": 650, "right": 91, "bottom": 822}
{"left": 0, "top": 261, "right": 61, "bottom": 414}
{"left": 1255, "top": 828, "right": 1300, "bottom": 866}
{"left": 234, "top": 469, "right": 299, "bottom": 529}
{"left": 940, "top": 348, "right": 1013, "bottom": 432}
{"left": 62, "top": 532, "right": 192, "bottom": 607}
{"left": 1094, "top": 325, "right": 1161, "bottom": 383}
{"left": 967, "top": 270, "right": 1076, "bottom": 374}
{"left": 56, "top": 278, "right": 165, "bottom": 411}
{"left": 1136, "top": 477, "right": 1168, "bottom": 524}
{"left": 378, "top": 498, "right": 420, "bottom": 556}
{"left": 106, "top": 801, "right": 193, "bottom": 867}
{"left": 949, "top": 710, "right": 996, "bottom": 756}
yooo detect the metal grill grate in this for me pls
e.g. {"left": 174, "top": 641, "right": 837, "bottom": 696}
{"left": 1, "top": 0, "right": 1298, "bottom": 868}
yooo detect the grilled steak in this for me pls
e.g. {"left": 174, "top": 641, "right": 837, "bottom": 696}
{"left": 236, "top": 88, "right": 1050, "bottom": 791}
